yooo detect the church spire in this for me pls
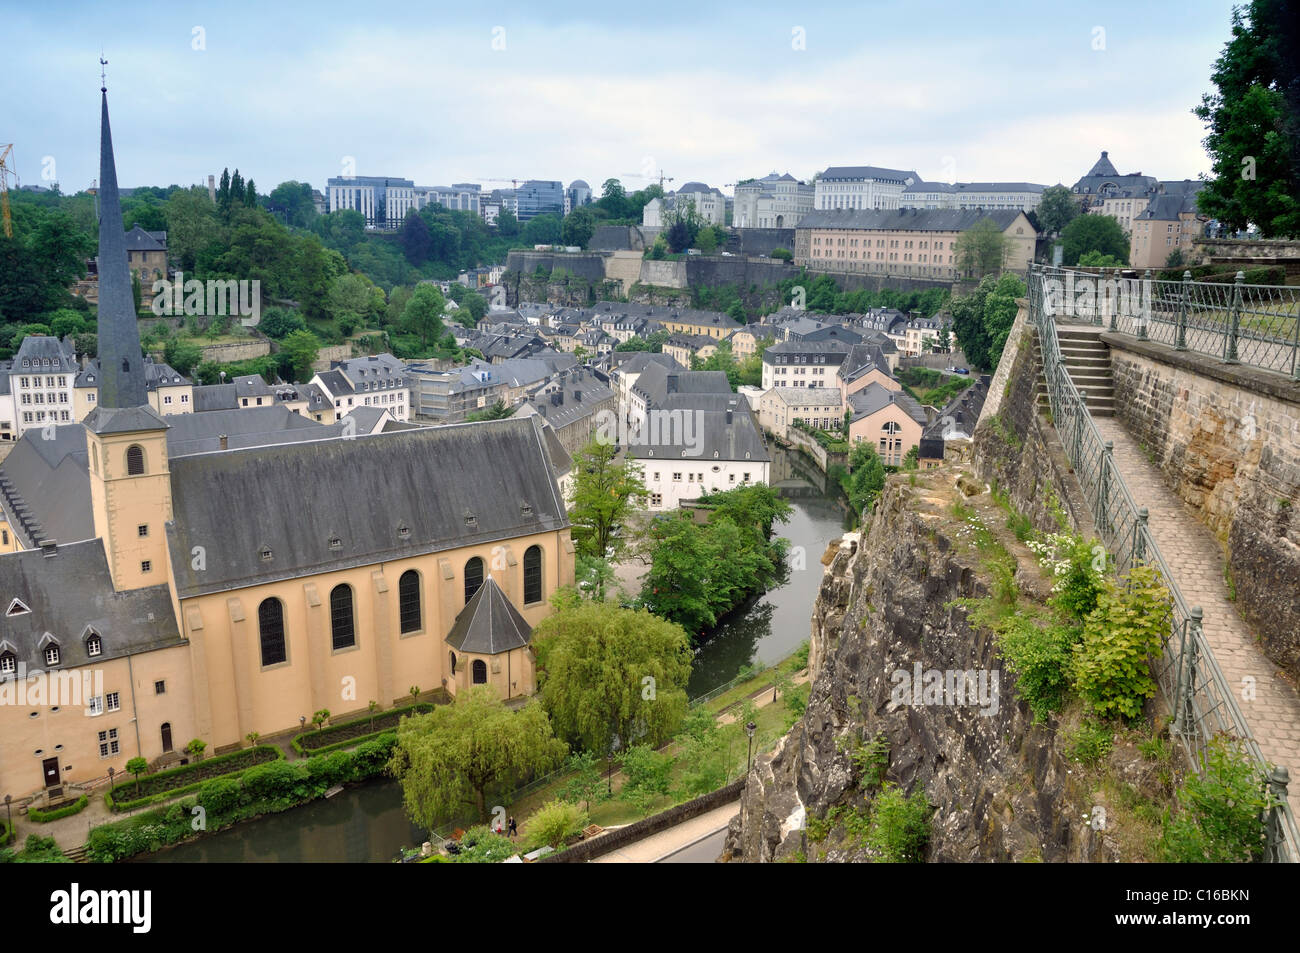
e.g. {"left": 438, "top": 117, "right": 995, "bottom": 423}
{"left": 95, "top": 74, "right": 148, "bottom": 410}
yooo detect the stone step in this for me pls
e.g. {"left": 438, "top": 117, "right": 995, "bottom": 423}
{"left": 62, "top": 844, "right": 89, "bottom": 863}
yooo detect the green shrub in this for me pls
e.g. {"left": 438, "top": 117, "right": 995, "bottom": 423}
{"left": 351, "top": 732, "right": 398, "bottom": 779}
{"left": 1026, "top": 532, "right": 1107, "bottom": 621}
{"left": 864, "top": 783, "right": 932, "bottom": 862}
{"left": 450, "top": 826, "right": 518, "bottom": 863}
{"left": 997, "top": 617, "right": 1075, "bottom": 723}
{"left": 291, "top": 703, "right": 433, "bottom": 754}
{"left": 240, "top": 760, "right": 300, "bottom": 801}
{"left": 198, "top": 777, "right": 242, "bottom": 814}
{"left": 29, "top": 794, "right": 89, "bottom": 823}
{"left": 1073, "top": 565, "right": 1169, "bottom": 720}
{"left": 1067, "top": 719, "right": 1114, "bottom": 766}
{"left": 106, "top": 745, "right": 281, "bottom": 807}
{"left": 523, "top": 799, "right": 589, "bottom": 851}
{"left": 0, "top": 833, "right": 70, "bottom": 863}
{"left": 846, "top": 731, "right": 889, "bottom": 789}
{"left": 307, "top": 750, "right": 354, "bottom": 787}
{"left": 1160, "top": 737, "right": 1270, "bottom": 863}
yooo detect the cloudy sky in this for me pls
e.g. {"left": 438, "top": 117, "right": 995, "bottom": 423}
{"left": 4, "top": 0, "right": 1238, "bottom": 198}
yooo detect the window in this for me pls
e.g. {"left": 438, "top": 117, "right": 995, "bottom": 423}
{"left": 88, "top": 696, "right": 104, "bottom": 716}
{"left": 86, "top": 634, "right": 102, "bottom": 657}
{"left": 137, "top": 524, "right": 148, "bottom": 538}
{"left": 523, "top": 545, "right": 543, "bottom": 605}
{"left": 154, "top": 680, "right": 166, "bottom": 695}
{"left": 257, "top": 598, "right": 287, "bottom": 666}
{"left": 0, "top": 653, "right": 13, "bottom": 675}
{"left": 472, "top": 659, "right": 488, "bottom": 684}
{"left": 125, "top": 445, "right": 145, "bottom": 475}
{"left": 329, "top": 584, "right": 356, "bottom": 650}
{"left": 141, "top": 560, "right": 152, "bottom": 574}
{"left": 45, "top": 645, "right": 60, "bottom": 666}
{"left": 97, "top": 728, "right": 120, "bottom": 758}
{"left": 106, "top": 691, "right": 120, "bottom": 713}
{"left": 398, "top": 570, "right": 422, "bottom": 633}
{"left": 464, "top": 556, "right": 484, "bottom": 604}
{"left": 650, "top": 492, "right": 663, "bottom": 507}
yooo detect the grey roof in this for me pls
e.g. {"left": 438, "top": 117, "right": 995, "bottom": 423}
{"left": 609, "top": 351, "right": 682, "bottom": 375}
{"left": 1085, "top": 151, "right": 1119, "bottom": 178}
{"left": 122, "top": 225, "right": 167, "bottom": 251}
{"left": 522, "top": 369, "right": 615, "bottom": 430}
{"left": 164, "top": 405, "right": 327, "bottom": 456}
{"left": 797, "top": 208, "right": 1028, "bottom": 232}
{"left": 192, "top": 383, "right": 239, "bottom": 412}
{"left": 819, "top": 166, "right": 918, "bottom": 184}
{"left": 165, "top": 416, "right": 568, "bottom": 599}
{"left": 676, "top": 181, "right": 722, "bottom": 195}
{"left": 315, "top": 369, "right": 354, "bottom": 397}
{"left": 13, "top": 335, "right": 77, "bottom": 372}
{"left": 83, "top": 404, "right": 168, "bottom": 435}
{"left": 627, "top": 394, "right": 769, "bottom": 463}
{"left": 632, "top": 364, "right": 731, "bottom": 407}
{"left": 848, "top": 382, "right": 928, "bottom": 425}
{"left": 0, "top": 539, "right": 182, "bottom": 671}
{"left": 143, "top": 359, "right": 189, "bottom": 390}
{"left": 0, "top": 426, "right": 95, "bottom": 548}
{"left": 1139, "top": 192, "right": 1202, "bottom": 222}
{"left": 95, "top": 90, "right": 149, "bottom": 410}
{"left": 444, "top": 577, "right": 532, "bottom": 654}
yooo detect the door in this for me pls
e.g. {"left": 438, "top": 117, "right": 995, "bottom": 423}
{"left": 41, "top": 757, "right": 60, "bottom": 788}
{"left": 161, "top": 722, "right": 173, "bottom": 753}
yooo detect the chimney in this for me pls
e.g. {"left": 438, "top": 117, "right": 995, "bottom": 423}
{"left": 208, "top": 174, "right": 216, "bottom": 203}
{"left": 219, "top": 434, "right": 229, "bottom": 451}
{"left": 39, "top": 539, "right": 57, "bottom": 558}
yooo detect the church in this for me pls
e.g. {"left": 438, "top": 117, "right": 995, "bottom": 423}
{"left": 0, "top": 85, "right": 575, "bottom": 802}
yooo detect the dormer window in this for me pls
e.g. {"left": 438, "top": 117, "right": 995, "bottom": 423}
{"left": 260, "top": 546, "right": 273, "bottom": 561}
{"left": 86, "top": 634, "right": 102, "bottom": 657}
{"left": 397, "top": 524, "right": 411, "bottom": 540}
{"left": 45, "top": 645, "right": 61, "bottom": 666}
{"left": 328, "top": 535, "right": 342, "bottom": 551}
{"left": 6, "top": 599, "right": 31, "bottom": 617}
{"left": 0, "top": 654, "right": 14, "bottom": 675}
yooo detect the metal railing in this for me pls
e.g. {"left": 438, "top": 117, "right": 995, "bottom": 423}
{"left": 1029, "top": 263, "right": 1298, "bottom": 862}
{"left": 1037, "top": 264, "right": 1300, "bottom": 378}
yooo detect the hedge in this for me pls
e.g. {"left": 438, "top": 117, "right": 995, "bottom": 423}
{"left": 29, "top": 795, "right": 89, "bottom": 823}
{"left": 0, "top": 818, "right": 11, "bottom": 846}
{"left": 291, "top": 703, "right": 434, "bottom": 755}
{"left": 87, "top": 733, "right": 398, "bottom": 863}
{"left": 105, "top": 745, "right": 283, "bottom": 811}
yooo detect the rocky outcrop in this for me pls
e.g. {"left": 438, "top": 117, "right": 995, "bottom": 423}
{"left": 722, "top": 469, "right": 1113, "bottom": 863}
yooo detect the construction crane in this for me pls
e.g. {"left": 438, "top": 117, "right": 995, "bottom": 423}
{"left": 0, "top": 144, "right": 16, "bottom": 239}
{"left": 479, "top": 177, "right": 521, "bottom": 189}
{"left": 621, "top": 170, "right": 673, "bottom": 190}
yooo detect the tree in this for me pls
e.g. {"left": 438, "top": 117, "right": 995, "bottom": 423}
{"left": 267, "top": 181, "right": 317, "bottom": 228}
{"left": 125, "top": 756, "right": 148, "bottom": 796}
{"left": 279, "top": 329, "right": 321, "bottom": 381}
{"left": 163, "top": 339, "right": 203, "bottom": 377}
{"left": 1193, "top": 1, "right": 1300, "bottom": 237}
{"left": 569, "top": 438, "right": 648, "bottom": 559}
{"left": 561, "top": 207, "right": 596, "bottom": 249}
{"left": 185, "top": 738, "right": 207, "bottom": 761}
{"left": 258, "top": 307, "right": 307, "bottom": 340}
{"left": 1077, "top": 250, "right": 1125, "bottom": 268}
{"left": 522, "top": 799, "right": 589, "bottom": 850}
{"left": 983, "top": 273, "right": 1026, "bottom": 369}
{"left": 663, "top": 200, "right": 702, "bottom": 253}
{"left": 401, "top": 284, "right": 446, "bottom": 350}
{"left": 399, "top": 208, "right": 432, "bottom": 265}
{"left": 1036, "top": 185, "right": 1079, "bottom": 236}
{"left": 618, "top": 745, "right": 674, "bottom": 817}
{"left": 1165, "top": 248, "right": 1187, "bottom": 269}
{"left": 694, "top": 225, "right": 720, "bottom": 254}
{"left": 326, "top": 273, "right": 375, "bottom": 326}
{"left": 950, "top": 278, "right": 994, "bottom": 369}
{"left": 1060, "top": 214, "right": 1129, "bottom": 266}
{"left": 770, "top": 247, "right": 793, "bottom": 261}
{"left": 557, "top": 751, "right": 609, "bottom": 813}
{"left": 521, "top": 213, "right": 562, "bottom": 246}
{"left": 953, "top": 218, "right": 1010, "bottom": 278}
{"left": 495, "top": 209, "right": 520, "bottom": 237}
{"left": 532, "top": 601, "right": 692, "bottom": 759}
{"left": 389, "top": 686, "right": 567, "bottom": 825}
{"left": 847, "top": 441, "right": 886, "bottom": 515}
{"left": 466, "top": 399, "right": 514, "bottom": 421}
{"left": 312, "top": 709, "right": 331, "bottom": 731}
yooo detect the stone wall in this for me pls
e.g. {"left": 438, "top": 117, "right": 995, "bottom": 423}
{"left": 504, "top": 250, "right": 609, "bottom": 283}
{"left": 1193, "top": 237, "right": 1300, "bottom": 262}
{"left": 196, "top": 338, "right": 271, "bottom": 364}
{"left": 808, "top": 269, "right": 958, "bottom": 295}
{"left": 1103, "top": 332, "right": 1300, "bottom": 678}
{"left": 638, "top": 259, "right": 689, "bottom": 289}
{"left": 972, "top": 302, "right": 1095, "bottom": 538}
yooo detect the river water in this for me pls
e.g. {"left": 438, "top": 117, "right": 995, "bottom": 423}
{"left": 144, "top": 441, "right": 845, "bottom": 863}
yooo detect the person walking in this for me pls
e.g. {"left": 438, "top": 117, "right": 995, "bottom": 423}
{"left": 507, "top": 815, "right": 518, "bottom": 839}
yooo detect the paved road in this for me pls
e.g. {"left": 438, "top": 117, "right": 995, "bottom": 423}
{"left": 590, "top": 801, "right": 738, "bottom": 863}
{"left": 657, "top": 827, "right": 728, "bottom": 863}
{"left": 1095, "top": 417, "right": 1300, "bottom": 821}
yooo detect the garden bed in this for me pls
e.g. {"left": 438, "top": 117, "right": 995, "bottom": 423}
{"left": 291, "top": 703, "right": 434, "bottom": 755}
{"left": 106, "top": 745, "right": 282, "bottom": 810}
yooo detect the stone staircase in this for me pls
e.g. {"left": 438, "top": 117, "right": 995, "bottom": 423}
{"left": 1036, "top": 325, "right": 1114, "bottom": 418}
{"left": 62, "top": 844, "right": 89, "bottom": 863}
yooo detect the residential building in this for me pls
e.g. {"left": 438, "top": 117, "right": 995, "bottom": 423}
{"left": 308, "top": 354, "right": 411, "bottom": 422}
{"left": 642, "top": 182, "right": 727, "bottom": 227}
{"left": 515, "top": 365, "right": 616, "bottom": 463}
{"left": 662, "top": 333, "right": 718, "bottom": 367}
{"left": 9, "top": 336, "right": 78, "bottom": 437}
{"left": 795, "top": 208, "right": 1036, "bottom": 278}
{"left": 761, "top": 338, "right": 855, "bottom": 390}
{"left": 1130, "top": 190, "right": 1207, "bottom": 270}
{"left": 814, "top": 166, "right": 919, "bottom": 211}
{"left": 846, "top": 382, "right": 928, "bottom": 466}
{"left": 901, "top": 181, "right": 1046, "bottom": 212}
{"left": 918, "top": 376, "right": 988, "bottom": 468}
{"left": 757, "top": 387, "right": 845, "bottom": 441}
{"left": 1070, "top": 152, "right": 1158, "bottom": 213}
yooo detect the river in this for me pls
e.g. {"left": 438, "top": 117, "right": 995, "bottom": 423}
{"left": 144, "top": 441, "right": 845, "bottom": 862}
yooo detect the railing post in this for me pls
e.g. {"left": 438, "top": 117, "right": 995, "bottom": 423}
{"left": 1174, "top": 607, "right": 1203, "bottom": 747}
{"left": 1291, "top": 292, "right": 1300, "bottom": 381}
{"left": 1099, "top": 440, "right": 1113, "bottom": 537}
{"left": 1108, "top": 268, "right": 1119, "bottom": 331}
{"left": 1134, "top": 506, "right": 1149, "bottom": 566}
{"left": 1176, "top": 270, "right": 1190, "bottom": 351}
{"left": 1137, "top": 270, "right": 1151, "bottom": 341}
{"left": 1075, "top": 389, "right": 1088, "bottom": 462}
{"left": 1225, "top": 271, "right": 1243, "bottom": 364}
{"left": 1264, "top": 766, "right": 1291, "bottom": 863}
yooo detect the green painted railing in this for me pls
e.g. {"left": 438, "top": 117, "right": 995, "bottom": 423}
{"left": 1029, "top": 263, "right": 1297, "bottom": 862}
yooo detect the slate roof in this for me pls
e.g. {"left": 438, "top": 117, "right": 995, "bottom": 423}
{"left": 819, "top": 166, "right": 917, "bottom": 184}
{"left": 0, "top": 426, "right": 94, "bottom": 548}
{"left": 165, "top": 416, "right": 568, "bottom": 599}
{"left": 626, "top": 394, "right": 769, "bottom": 463}
{"left": 631, "top": 364, "right": 731, "bottom": 407}
{"left": 12, "top": 336, "right": 77, "bottom": 372}
{"left": 192, "top": 383, "right": 238, "bottom": 412}
{"left": 123, "top": 225, "right": 167, "bottom": 251}
{"left": 848, "top": 382, "right": 927, "bottom": 425}
{"left": 797, "top": 208, "right": 1028, "bottom": 232}
{"left": 0, "top": 539, "right": 182, "bottom": 671}
{"left": 164, "top": 406, "right": 332, "bottom": 456}
{"left": 444, "top": 576, "right": 532, "bottom": 654}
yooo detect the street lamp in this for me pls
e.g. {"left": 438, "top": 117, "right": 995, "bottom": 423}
{"left": 745, "top": 721, "right": 757, "bottom": 773}
{"left": 299, "top": 715, "right": 306, "bottom": 731}
{"left": 4, "top": 794, "right": 11, "bottom": 844}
